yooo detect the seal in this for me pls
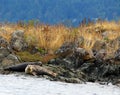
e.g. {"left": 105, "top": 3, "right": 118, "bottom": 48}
{"left": 4, "top": 62, "right": 42, "bottom": 72}
{"left": 25, "top": 65, "right": 57, "bottom": 77}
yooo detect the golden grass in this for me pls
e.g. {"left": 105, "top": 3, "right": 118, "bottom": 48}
{"left": 0, "top": 24, "right": 24, "bottom": 41}
{"left": 24, "top": 25, "right": 72, "bottom": 52}
{"left": 95, "top": 21, "right": 120, "bottom": 31}
{"left": 0, "top": 20, "right": 120, "bottom": 54}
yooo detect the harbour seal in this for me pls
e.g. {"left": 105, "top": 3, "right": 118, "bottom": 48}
{"left": 4, "top": 62, "right": 42, "bottom": 72}
{"left": 25, "top": 65, "right": 57, "bottom": 77}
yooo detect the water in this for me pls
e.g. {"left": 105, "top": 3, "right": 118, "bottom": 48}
{"left": 0, "top": 74, "right": 120, "bottom": 95}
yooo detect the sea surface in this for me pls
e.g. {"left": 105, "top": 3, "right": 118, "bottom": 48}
{"left": 0, "top": 74, "right": 120, "bottom": 95}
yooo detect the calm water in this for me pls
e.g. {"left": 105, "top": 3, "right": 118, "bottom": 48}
{"left": 0, "top": 74, "right": 120, "bottom": 95}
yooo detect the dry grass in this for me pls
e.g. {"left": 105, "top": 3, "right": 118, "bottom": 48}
{"left": 95, "top": 21, "right": 120, "bottom": 31}
{"left": 0, "top": 24, "right": 25, "bottom": 41}
{"left": 24, "top": 25, "right": 72, "bottom": 52}
{"left": 0, "top": 20, "right": 120, "bottom": 54}
{"left": 79, "top": 21, "right": 120, "bottom": 50}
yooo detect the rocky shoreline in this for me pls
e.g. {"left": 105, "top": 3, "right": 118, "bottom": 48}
{"left": 0, "top": 30, "right": 120, "bottom": 86}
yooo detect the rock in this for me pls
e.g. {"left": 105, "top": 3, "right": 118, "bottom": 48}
{"left": 72, "top": 47, "right": 91, "bottom": 68}
{"left": 47, "top": 62, "right": 86, "bottom": 83}
{"left": 95, "top": 49, "right": 107, "bottom": 61}
{"left": 82, "top": 61, "right": 120, "bottom": 83}
{"left": 0, "top": 36, "right": 8, "bottom": 48}
{"left": 97, "top": 63, "right": 120, "bottom": 85}
{"left": 92, "top": 40, "right": 106, "bottom": 51}
{"left": 53, "top": 42, "right": 95, "bottom": 69}
{"left": 0, "top": 68, "right": 11, "bottom": 74}
{"left": 57, "top": 76, "right": 66, "bottom": 82}
{"left": 1, "top": 54, "right": 20, "bottom": 67}
{"left": 0, "top": 36, "right": 10, "bottom": 61}
{"left": 11, "top": 30, "right": 24, "bottom": 39}
{"left": 80, "top": 62, "right": 99, "bottom": 81}
{"left": 0, "top": 47, "right": 10, "bottom": 56}
{"left": 114, "top": 49, "right": 120, "bottom": 61}
{"left": 10, "top": 30, "right": 28, "bottom": 51}
{"left": 113, "top": 79, "right": 120, "bottom": 87}
{"left": 0, "top": 36, "right": 20, "bottom": 67}
{"left": 98, "top": 63, "right": 120, "bottom": 78}
{"left": 58, "top": 76, "right": 83, "bottom": 83}
{"left": 65, "top": 78, "right": 82, "bottom": 83}
{"left": 0, "top": 36, "right": 19, "bottom": 67}
{"left": 60, "top": 69, "right": 75, "bottom": 78}
{"left": 55, "top": 42, "right": 75, "bottom": 55}
{"left": 50, "top": 47, "right": 94, "bottom": 69}
{"left": 48, "top": 43, "right": 120, "bottom": 84}
{"left": 74, "top": 48, "right": 87, "bottom": 57}
{"left": 7, "top": 54, "right": 19, "bottom": 62}
{"left": 0, "top": 47, "right": 11, "bottom": 62}
{"left": 55, "top": 58, "right": 74, "bottom": 69}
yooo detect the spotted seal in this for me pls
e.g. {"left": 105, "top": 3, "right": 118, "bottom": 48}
{"left": 25, "top": 65, "right": 57, "bottom": 77}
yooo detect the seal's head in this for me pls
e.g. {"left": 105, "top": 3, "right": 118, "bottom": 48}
{"left": 25, "top": 65, "right": 38, "bottom": 76}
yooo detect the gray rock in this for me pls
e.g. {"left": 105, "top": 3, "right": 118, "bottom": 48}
{"left": 58, "top": 76, "right": 83, "bottom": 83}
{"left": 76, "top": 36, "right": 84, "bottom": 47}
{"left": 114, "top": 49, "right": 120, "bottom": 61}
{"left": 72, "top": 48, "right": 88, "bottom": 68}
{"left": 12, "top": 40, "right": 24, "bottom": 51}
{"left": 98, "top": 63, "right": 120, "bottom": 81}
{"left": 51, "top": 47, "right": 94, "bottom": 69}
{"left": 92, "top": 40, "right": 106, "bottom": 51}
{"left": 1, "top": 54, "right": 20, "bottom": 67}
{"left": 0, "top": 47, "right": 10, "bottom": 62}
{"left": 65, "top": 78, "right": 82, "bottom": 83}
{"left": 11, "top": 30, "right": 24, "bottom": 39}
{"left": 0, "top": 36, "right": 8, "bottom": 48}
{"left": 74, "top": 48, "right": 87, "bottom": 56}
{"left": 55, "top": 42, "right": 75, "bottom": 55}
{"left": 113, "top": 79, "right": 120, "bottom": 87}
{"left": 7, "top": 54, "right": 19, "bottom": 62}
{"left": 95, "top": 49, "right": 107, "bottom": 60}
{"left": 10, "top": 30, "right": 28, "bottom": 51}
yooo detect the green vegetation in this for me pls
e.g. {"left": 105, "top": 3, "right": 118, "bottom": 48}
{"left": 16, "top": 51, "right": 42, "bottom": 62}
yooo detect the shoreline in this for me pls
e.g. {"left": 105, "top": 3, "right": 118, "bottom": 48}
{"left": 0, "top": 22, "right": 120, "bottom": 86}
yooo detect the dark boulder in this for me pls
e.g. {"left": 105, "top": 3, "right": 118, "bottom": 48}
{"left": 80, "top": 61, "right": 120, "bottom": 84}
{"left": 50, "top": 47, "right": 95, "bottom": 69}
